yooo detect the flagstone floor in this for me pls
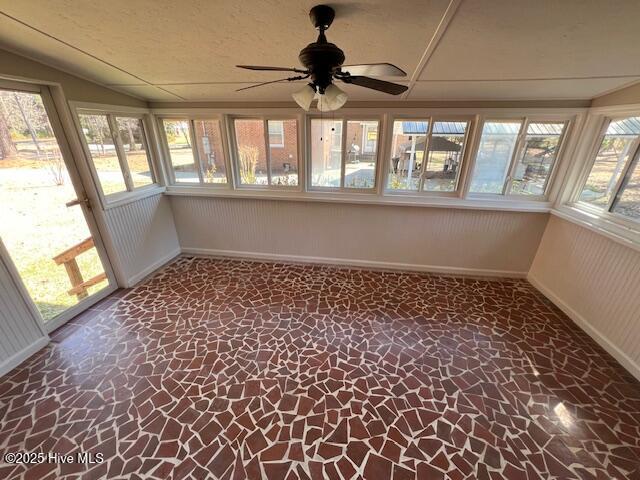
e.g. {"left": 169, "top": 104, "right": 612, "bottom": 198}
{"left": 0, "top": 257, "right": 639, "bottom": 479}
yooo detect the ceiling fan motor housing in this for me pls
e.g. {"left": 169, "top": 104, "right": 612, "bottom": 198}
{"left": 298, "top": 40, "right": 345, "bottom": 93}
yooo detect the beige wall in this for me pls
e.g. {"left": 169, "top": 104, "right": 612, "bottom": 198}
{"left": 171, "top": 196, "right": 549, "bottom": 277}
{"left": 591, "top": 81, "right": 640, "bottom": 107}
{"left": 528, "top": 215, "right": 640, "bottom": 380}
{"left": 0, "top": 48, "right": 146, "bottom": 106}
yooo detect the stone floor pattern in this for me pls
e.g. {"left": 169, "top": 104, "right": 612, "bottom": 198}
{"left": 0, "top": 257, "right": 639, "bottom": 480}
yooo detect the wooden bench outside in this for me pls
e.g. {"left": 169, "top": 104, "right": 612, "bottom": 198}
{"left": 53, "top": 237, "right": 107, "bottom": 299}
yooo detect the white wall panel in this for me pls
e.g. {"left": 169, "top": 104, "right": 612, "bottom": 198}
{"left": 104, "top": 194, "right": 180, "bottom": 286}
{"left": 529, "top": 215, "right": 640, "bottom": 380}
{"left": 171, "top": 196, "right": 549, "bottom": 277}
{"left": 0, "top": 253, "right": 48, "bottom": 377}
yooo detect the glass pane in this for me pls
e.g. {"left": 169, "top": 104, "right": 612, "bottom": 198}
{"left": 580, "top": 117, "right": 640, "bottom": 207}
{"left": 234, "top": 119, "right": 268, "bottom": 185}
{"left": 423, "top": 121, "right": 467, "bottom": 192}
{"left": 510, "top": 122, "right": 565, "bottom": 196}
{"left": 268, "top": 121, "right": 284, "bottom": 147}
{"left": 163, "top": 119, "right": 198, "bottom": 183}
{"left": 613, "top": 160, "right": 640, "bottom": 219}
{"left": 115, "top": 116, "right": 154, "bottom": 188}
{"left": 470, "top": 121, "right": 522, "bottom": 194}
{"left": 387, "top": 120, "right": 426, "bottom": 191}
{"left": 345, "top": 120, "right": 378, "bottom": 189}
{"left": 78, "top": 113, "right": 127, "bottom": 195}
{"left": 0, "top": 90, "right": 109, "bottom": 321}
{"left": 194, "top": 119, "right": 227, "bottom": 184}
{"left": 310, "top": 119, "right": 342, "bottom": 188}
{"left": 268, "top": 119, "right": 298, "bottom": 186}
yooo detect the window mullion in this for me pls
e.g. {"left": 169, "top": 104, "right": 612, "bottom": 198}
{"left": 264, "top": 118, "right": 272, "bottom": 186}
{"left": 340, "top": 119, "right": 347, "bottom": 189}
{"left": 188, "top": 119, "right": 205, "bottom": 184}
{"left": 417, "top": 118, "right": 433, "bottom": 191}
{"left": 108, "top": 114, "right": 134, "bottom": 192}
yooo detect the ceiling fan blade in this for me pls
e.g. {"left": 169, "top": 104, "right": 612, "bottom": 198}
{"left": 341, "top": 63, "right": 406, "bottom": 77}
{"left": 237, "top": 65, "right": 307, "bottom": 73}
{"left": 341, "top": 76, "right": 408, "bottom": 95}
{"left": 236, "top": 75, "right": 308, "bottom": 92}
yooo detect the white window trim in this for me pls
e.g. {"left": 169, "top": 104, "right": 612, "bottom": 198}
{"left": 307, "top": 114, "right": 383, "bottom": 193}
{"left": 156, "top": 114, "right": 233, "bottom": 188}
{"left": 382, "top": 114, "right": 475, "bottom": 198}
{"left": 70, "top": 102, "right": 164, "bottom": 210}
{"left": 150, "top": 106, "right": 585, "bottom": 213}
{"left": 467, "top": 115, "right": 572, "bottom": 201}
{"left": 557, "top": 103, "right": 640, "bottom": 247}
{"left": 228, "top": 115, "right": 302, "bottom": 190}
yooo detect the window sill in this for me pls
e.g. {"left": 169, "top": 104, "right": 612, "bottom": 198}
{"left": 103, "top": 185, "right": 166, "bottom": 210}
{"left": 552, "top": 204, "right": 640, "bottom": 252}
{"left": 164, "top": 185, "right": 553, "bottom": 213}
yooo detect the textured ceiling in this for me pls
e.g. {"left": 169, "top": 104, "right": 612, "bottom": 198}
{"left": 0, "top": 0, "right": 638, "bottom": 102}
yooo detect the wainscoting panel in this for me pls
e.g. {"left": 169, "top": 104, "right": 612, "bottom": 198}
{"left": 529, "top": 215, "right": 640, "bottom": 380}
{"left": 104, "top": 194, "right": 180, "bottom": 286}
{"left": 171, "top": 196, "right": 549, "bottom": 277}
{"left": 0, "top": 252, "right": 48, "bottom": 377}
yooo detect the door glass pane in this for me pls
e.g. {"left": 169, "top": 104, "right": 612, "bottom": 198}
{"left": 345, "top": 120, "right": 378, "bottom": 189}
{"left": 470, "top": 121, "right": 522, "bottom": 194}
{"left": 0, "top": 89, "right": 110, "bottom": 321}
{"left": 234, "top": 119, "right": 268, "bottom": 186}
{"left": 424, "top": 121, "right": 467, "bottom": 192}
{"left": 510, "top": 122, "right": 566, "bottom": 196}
{"left": 310, "top": 119, "right": 342, "bottom": 188}
{"left": 163, "top": 119, "right": 198, "bottom": 183}
{"left": 194, "top": 119, "right": 227, "bottom": 184}
{"left": 612, "top": 160, "right": 640, "bottom": 219}
{"left": 268, "top": 119, "right": 298, "bottom": 186}
{"left": 78, "top": 113, "right": 127, "bottom": 195}
{"left": 387, "top": 120, "right": 426, "bottom": 191}
{"left": 580, "top": 117, "right": 640, "bottom": 207}
{"left": 115, "top": 117, "right": 154, "bottom": 188}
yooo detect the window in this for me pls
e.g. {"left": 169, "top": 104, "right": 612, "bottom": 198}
{"left": 579, "top": 116, "right": 640, "bottom": 220}
{"left": 233, "top": 118, "right": 298, "bottom": 187}
{"left": 78, "top": 112, "right": 156, "bottom": 198}
{"left": 115, "top": 117, "right": 154, "bottom": 189}
{"left": 470, "top": 121, "right": 522, "bottom": 194}
{"left": 470, "top": 119, "right": 567, "bottom": 196}
{"left": 310, "top": 118, "right": 379, "bottom": 190}
{"left": 161, "top": 118, "right": 228, "bottom": 184}
{"left": 509, "top": 122, "right": 566, "bottom": 195}
{"left": 387, "top": 120, "right": 469, "bottom": 192}
{"left": 268, "top": 121, "right": 284, "bottom": 148}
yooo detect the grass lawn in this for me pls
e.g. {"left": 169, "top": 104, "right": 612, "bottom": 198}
{"left": 0, "top": 156, "right": 109, "bottom": 321}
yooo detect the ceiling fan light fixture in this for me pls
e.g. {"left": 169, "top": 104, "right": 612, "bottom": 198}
{"left": 316, "top": 83, "right": 348, "bottom": 112}
{"left": 292, "top": 84, "right": 316, "bottom": 111}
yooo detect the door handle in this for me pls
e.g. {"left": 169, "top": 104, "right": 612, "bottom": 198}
{"left": 66, "top": 197, "right": 91, "bottom": 209}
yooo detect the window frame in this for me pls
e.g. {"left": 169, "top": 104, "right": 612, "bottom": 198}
{"left": 228, "top": 114, "right": 302, "bottom": 191}
{"left": 73, "top": 106, "right": 161, "bottom": 207}
{"left": 466, "top": 115, "right": 571, "bottom": 201}
{"left": 383, "top": 115, "right": 475, "bottom": 197}
{"left": 306, "top": 114, "right": 384, "bottom": 193}
{"left": 570, "top": 114, "right": 640, "bottom": 224}
{"left": 157, "top": 114, "right": 233, "bottom": 188}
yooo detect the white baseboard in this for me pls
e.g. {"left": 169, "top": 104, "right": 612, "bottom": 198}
{"left": 528, "top": 273, "right": 640, "bottom": 382}
{"left": 125, "top": 248, "right": 182, "bottom": 287}
{"left": 0, "top": 336, "right": 49, "bottom": 378}
{"left": 181, "top": 247, "right": 528, "bottom": 278}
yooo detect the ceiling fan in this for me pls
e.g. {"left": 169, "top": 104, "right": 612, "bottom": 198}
{"left": 236, "top": 4, "right": 408, "bottom": 111}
